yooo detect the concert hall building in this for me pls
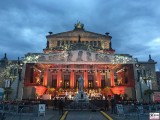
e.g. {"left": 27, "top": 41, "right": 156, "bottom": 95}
{"left": 19, "top": 22, "right": 158, "bottom": 101}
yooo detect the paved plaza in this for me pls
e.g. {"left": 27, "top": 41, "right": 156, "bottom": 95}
{"left": 66, "top": 110, "right": 107, "bottom": 120}
{"left": 2, "top": 108, "right": 61, "bottom": 120}
{"left": 1, "top": 107, "right": 152, "bottom": 120}
{"left": 105, "top": 111, "right": 150, "bottom": 120}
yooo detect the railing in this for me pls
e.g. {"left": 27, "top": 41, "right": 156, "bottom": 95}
{"left": 120, "top": 104, "right": 160, "bottom": 114}
{"left": 113, "top": 104, "right": 160, "bottom": 120}
{"left": 0, "top": 104, "right": 39, "bottom": 120}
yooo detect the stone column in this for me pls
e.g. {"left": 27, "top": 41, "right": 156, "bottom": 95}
{"left": 47, "top": 70, "right": 51, "bottom": 87}
{"left": 57, "top": 70, "right": 62, "bottom": 88}
{"left": 84, "top": 67, "right": 88, "bottom": 88}
{"left": 97, "top": 71, "right": 101, "bottom": 87}
{"left": 43, "top": 68, "right": 48, "bottom": 86}
{"left": 70, "top": 68, "right": 75, "bottom": 88}
{"left": 110, "top": 70, "right": 114, "bottom": 86}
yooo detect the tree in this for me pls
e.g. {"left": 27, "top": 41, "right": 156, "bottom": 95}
{"left": 144, "top": 89, "right": 154, "bottom": 102}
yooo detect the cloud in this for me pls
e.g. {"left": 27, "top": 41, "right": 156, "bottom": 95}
{"left": 0, "top": 0, "right": 160, "bottom": 68}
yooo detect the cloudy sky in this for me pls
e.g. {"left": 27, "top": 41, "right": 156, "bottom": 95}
{"left": 0, "top": 0, "right": 160, "bottom": 69}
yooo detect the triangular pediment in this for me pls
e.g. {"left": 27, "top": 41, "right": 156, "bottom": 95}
{"left": 47, "top": 30, "right": 107, "bottom": 38}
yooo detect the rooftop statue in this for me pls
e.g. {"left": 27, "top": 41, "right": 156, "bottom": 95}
{"left": 74, "top": 22, "right": 84, "bottom": 30}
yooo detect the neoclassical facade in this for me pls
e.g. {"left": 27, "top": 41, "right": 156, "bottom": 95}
{"left": 0, "top": 22, "right": 158, "bottom": 101}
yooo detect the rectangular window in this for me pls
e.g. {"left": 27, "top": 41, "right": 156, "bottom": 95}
{"left": 52, "top": 75, "right": 57, "bottom": 88}
{"left": 101, "top": 80, "right": 105, "bottom": 88}
{"left": 64, "top": 75, "right": 70, "bottom": 80}
{"left": 98, "top": 41, "right": 101, "bottom": 47}
{"left": 88, "top": 80, "right": 94, "bottom": 88}
{"left": 88, "top": 75, "right": 94, "bottom": 88}
{"left": 64, "top": 75, "right": 70, "bottom": 88}
{"left": 52, "top": 80, "right": 57, "bottom": 88}
{"left": 90, "top": 41, "right": 93, "bottom": 46}
{"left": 57, "top": 41, "right": 60, "bottom": 46}
{"left": 75, "top": 75, "right": 80, "bottom": 87}
{"left": 101, "top": 75, "right": 105, "bottom": 80}
{"left": 64, "top": 80, "right": 70, "bottom": 88}
{"left": 101, "top": 75, "right": 105, "bottom": 88}
{"left": 88, "top": 75, "right": 94, "bottom": 81}
{"left": 61, "top": 41, "right": 64, "bottom": 45}
{"left": 52, "top": 75, "right": 57, "bottom": 80}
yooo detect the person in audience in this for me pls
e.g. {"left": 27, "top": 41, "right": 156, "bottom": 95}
{"left": 58, "top": 98, "right": 64, "bottom": 115}
{"left": 104, "top": 97, "right": 109, "bottom": 111}
{"left": 110, "top": 97, "right": 116, "bottom": 114}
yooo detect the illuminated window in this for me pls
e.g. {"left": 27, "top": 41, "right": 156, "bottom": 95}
{"left": 64, "top": 81, "right": 70, "bottom": 88}
{"left": 57, "top": 41, "right": 60, "bottom": 46}
{"left": 98, "top": 41, "right": 101, "bottom": 47}
{"left": 61, "top": 41, "right": 64, "bottom": 45}
{"left": 52, "top": 75, "right": 57, "bottom": 87}
{"left": 88, "top": 81, "right": 94, "bottom": 88}
{"left": 64, "top": 75, "right": 70, "bottom": 88}
{"left": 88, "top": 75, "right": 94, "bottom": 88}
{"left": 64, "top": 75, "right": 70, "bottom": 80}
{"left": 75, "top": 75, "right": 80, "bottom": 87}
{"left": 101, "top": 75, "right": 105, "bottom": 88}
{"left": 90, "top": 41, "right": 93, "bottom": 46}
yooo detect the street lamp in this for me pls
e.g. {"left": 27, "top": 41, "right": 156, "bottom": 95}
{"left": 15, "top": 57, "right": 23, "bottom": 100}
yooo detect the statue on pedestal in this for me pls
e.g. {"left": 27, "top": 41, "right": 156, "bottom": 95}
{"left": 73, "top": 75, "right": 89, "bottom": 102}
{"left": 78, "top": 75, "right": 84, "bottom": 92}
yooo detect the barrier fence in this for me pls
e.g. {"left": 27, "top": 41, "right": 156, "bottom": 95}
{"left": 117, "top": 104, "right": 160, "bottom": 114}
{"left": 114, "top": 104, "right": 160, "bottom": 120}
{"left": 0, "top": 103, "right": 45, "bottom": 120}
{"left": 1, "top": 102, "right": 160, "bottom": 119}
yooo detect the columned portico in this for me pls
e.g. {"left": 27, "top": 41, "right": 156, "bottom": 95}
{"left": 110, "top": 70, "right": 114, "bottom": 86}
{"left": 57, "top": 70, "right": 62, "bottom": 88}
{"left": 83, "top": 66, "right": 88, "bottom": 88}
{"left": 22, "top": 22, "right": 137, "bottom": 100}
{"left": 70, "top": 65, "right": 75, "bottom": 88}
{"left": 43, "top": 68, "right": 48, "bottom": 86}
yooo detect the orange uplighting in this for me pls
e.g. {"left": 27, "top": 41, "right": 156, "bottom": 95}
{"left": 35, "top": 86, "right": 47, "bottom": 96}
{"left": 111, "top": 86, "right": 125, "bottom": 95}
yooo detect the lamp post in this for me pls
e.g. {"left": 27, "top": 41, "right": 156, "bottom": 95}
{"left": 15, "top": 57, "right": 23, "bottom": 100}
